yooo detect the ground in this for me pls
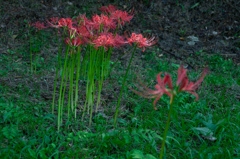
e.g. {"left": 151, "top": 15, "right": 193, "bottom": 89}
{"left": 1, "top": 0, "right": 239, "bottom": 63}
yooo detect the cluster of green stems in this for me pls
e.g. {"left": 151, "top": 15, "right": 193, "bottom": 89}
{"left": 50, "top": 28, "right": 136, "bottom": 131}
{"left": 27, "top": 5, "right": 208, "bottom": 158}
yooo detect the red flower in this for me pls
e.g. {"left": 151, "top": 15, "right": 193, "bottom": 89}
{"left": 75, "top": 13, "right": 90, "bottom": 26}
{"left": 32, "top": 21, "right": 48, "bottom": 31}
{"left": 89, "top": 14, "right": 105, "bottom": 30}
{"left": 92, "top": 32, "right": 127, "bottom": 50}
{"left": 65, "top": 37, "right": 84, "bottom": 47}
{"left": 49, "top": 17, "right": 58, "bottom": 24}
{"left": 99, "top": 5, "right": 117, "bottom": 14}
{"left": 177, "top": 65, "right": 209, "bottom": 101}
{"left": 130, "top": 72, "right": 172, "bottom": 110}
{"left": 126, "top": 33, "right": 158, "bottom": 52}
{"left": 89, "top": 14, "right": 116, "bottom": 30}
{"left": 92, "top": 32, "right": 115, "bottom": 50}
{"left": 111, "top": 10, "right": 134, "bottom": 25}
{"left": 102, "top": 15, "right": 117, "bottom": 30}
{"left": 130, "top": 65, "right": 208, "bottom": 109}
{"left": 49, "top": 18, "right": 73, "bottom": 29}
{"left": 59, "top": 18, "right": 74, "bottom": 28}
{"left": 113, "top": 34, "right": 127, "bottom": 48}
{"left": 76, "top": 25, "right": 91, "bottom": 39}
{"left": 67, "top": 27, "right": 78, "bottom": 38}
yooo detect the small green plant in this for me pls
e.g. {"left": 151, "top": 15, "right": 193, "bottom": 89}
{"left": 179, "top": 28, "right": 187, "bottom": 36}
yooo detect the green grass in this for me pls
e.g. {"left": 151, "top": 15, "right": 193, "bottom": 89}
{"left": 1, "top": 38, "right": 239, "bottom": 158}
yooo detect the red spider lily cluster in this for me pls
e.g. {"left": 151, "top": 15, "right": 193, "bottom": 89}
{"left": 29, "top": 5, "right": 159, "bottom": 129}
{"left": 30, "top": 5, "right": 157, "bottom": 51}
{"left": 131, "top": 65, "right": 209, "bottom": 110}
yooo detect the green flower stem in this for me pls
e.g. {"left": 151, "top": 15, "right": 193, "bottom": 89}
{"left": 87, "top": 47, "right": 95, "bottom": 114}
{"left": 70, "top": 52, "right": 77, "bottom": 112}
{"left": 88, "top": 48, "right": 98, "bottom": 125}
{"left": 67, "top": 69, "right": 71, "bottom": 118}
{"left": 62, "top": 56, "right": 71, "bottom": 118}
{"left": 81, "top": 44, "right": 91, "bottom": 79}
{"left": 52, "top": 28, "right": 63, "bottom": 114}
{"left": 95, "top": 50, "right": 104, "bottom": 112}
{"left": 74, "top": 46, "right": 82, "bottom": 118}
{"left": 89, "top": 77, "right": 96, "bottom": 127}
{"left": 81, "top": 69, "right": 90, "bottom": 120}
{"left": 57, "top": 45, "right": 70, "bottom": 131}
{"left": 81, "top": 45, "right": 93, "bottom": 121}
{"left": 81, "top": 51, "right": 88, "bottom": 78}
{"left": 114, "top": 45, "right": 137, "bottom": 128}
{"left": 159, "top": 94, "right": 175, "bottom": 159}
{"left": 104, "top": 47, "right": 112, "bottom": 78}
{"left": 113, "top": 22, "right": 119, "bottom": 37}
{"left": 107, "top": 47, "right": 133, "bottom": 77}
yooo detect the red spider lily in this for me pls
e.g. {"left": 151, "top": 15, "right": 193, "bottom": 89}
{"left": 126, "top": 33, "right": 158, "bottom": 52}
{"left": 99, "top": 5, "right": 117, "bottom": 14}
{"left": 92, "top": 32, "right": 116, "bottom": 50}
{"left": 177, "top": 65, "right": 209, "bottom": 101}
{"left": 49, "top": 18, "right": 73, "bottom": 29}
{"left": 113, "top": 34, "right": 127, "bottom": 48}
{"left": 111, "top": 10, "right": 134, "bottom": 25}
{"left": 75, "top": 25, "right": 94, "bottom": 44}
{"left": 76, "top": 25, "right": 91, "bottom": 38}
{"left": 65, "top": 37, "right": 84, "bottom": 47}
{"left": 89, "top": 14, "right": 105, "bottom": 30}
{"left": 67, "top": 27, "right": 77, "bottom": 39}
{"left": 89, "top": 14, "right": 116, "bottom": 30}
{"left": 92, "top": 32, "right": 127, "bottom": 50}
{"left": 58, "top": 18, "right": 74, "bottom": 28}
{"left": 75, "top": 13, "right": 90, "bottom": 26}
{"left": 102, "top": 15, "right": 117, "bottom": 30}
{"left": 32, "top": 21, "right": 48, "bottom": 31}
{"left": 48, "top": 17, "right": 58, "bottom": 25}
{"left": 130, "top": 65, "right": 208, "bottom": 110}
{"left": 130, "top": 73, "right": 172, "bottom": 110}
{"left": 85, "top": 24, "right": 95, "bottom": 40}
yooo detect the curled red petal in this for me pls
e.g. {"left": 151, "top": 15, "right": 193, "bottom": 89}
{"left": 191, "top": 67, "right": 209, "bottom": 90}
{"left": 177, "top": 65, "right": 188, "bottom": 86}
{"left": 187, "top": 91, "right": 199, "bottom": 101}
{"left": 163, "top": 73, "right": 173, "bottom": 90}
{"left": 153, "top": 95, "right": 163, "bottom": 110}
{"left": 178, "top": 77, "right": 189, "bottom": 92}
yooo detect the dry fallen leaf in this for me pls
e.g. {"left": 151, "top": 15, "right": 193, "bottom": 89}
{"left": 180, "top": 37, "right": 185, "bottom": 41}
{"left": 12, "top": 35, "right": 18, "bottom": 39}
